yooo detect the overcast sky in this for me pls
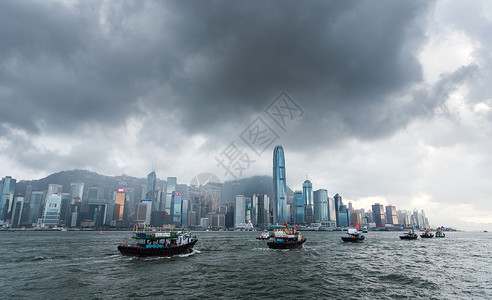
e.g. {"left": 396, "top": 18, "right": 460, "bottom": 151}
{"left": 1, "top": 0, "right": 491, "bottom": 230}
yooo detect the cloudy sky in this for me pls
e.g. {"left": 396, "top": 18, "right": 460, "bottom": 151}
{"left": 1, "top": 0, "right": 491, "bottom": 230}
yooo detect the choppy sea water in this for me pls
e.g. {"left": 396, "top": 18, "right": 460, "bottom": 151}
{"left": 1, "top": 230, "right": 491, "bottom": 299}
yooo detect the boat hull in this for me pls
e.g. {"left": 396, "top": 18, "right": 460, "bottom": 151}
{"left": 118, "top": 239, "right": 198, "bottom": 257}
{"left": 267, "top": 238, "right": 306, "bottom": 250}
{"left": 399, "top": 235, "right": 417, "bottom": 240}
{"left": 420, "top": 234, "right": 434, "bottom": 238}
{"left": 341, "top": 236, "right": 365, "bottom": 243}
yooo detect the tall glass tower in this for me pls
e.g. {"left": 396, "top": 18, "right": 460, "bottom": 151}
{"left": 0, "top": 176, "right": 16, "bottom": 220}
{"left": 146, "top": 171, "right": 157, "bottom": 210}
{"left": 273, "top": 146, "right": 287, "bottom": 225}
{"left": 165, "top": 177, "right": 177, "bottom": 217}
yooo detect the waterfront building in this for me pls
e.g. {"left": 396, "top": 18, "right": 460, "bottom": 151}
{"left": 273, "top": 146, "right": 287, "bottom": 224}
{"left": 235, "top": 195, "right": 246, "bottom": 227}
{"left": 146, "top": 171, "right": 157, "bottom": 210}
{"left": 385, "top": 205, "right": 398, "bottom": 225}
{"left": 350, "top": 210, "right": 363, "bottom": 228}
{"left": 22, "top": 184, "right": 32, "bottom": 224}
{"left": 257, "top": 195, "right": 270, "bottom": 227}
{"left": 41, "top": 194, "right": 62, "bottom": 227}
{"left": 87, "top": 185, "right": 101, "bottom": 199}
{"left": 0, "top": 176, "right": 16, "bottom": 221}
{"left": 135, "top": 200, "right": 152, "bottom": 225}
{"left": 182, "top": 199, "right": 189, "bottom": 227}
{"left": 294, "top": 191, "right": 305, "bottom": 224}
{"left": 200, "top": 217, "right": 209, "bottom": 228}
{"left": 313, "top": 189, "right": 329, "bottom": 222}
{"left": 327, "top": 197, "right": 337, "bottom": 224}
{"left": 303, "top": 180, "right": 313, "bottom": 223}
{"left": 29, "top": 192, "right": 44, "bottom": 224}
{"left": 112, "top": 189, "right": 126, "bottom": 225}
{"left": 11, "top": 196, "right": 24, "bottom": 227}
{"left": 372, "top": 203, "right": 386, "bottom": 227}
{"left": 165, "top": 177, "right": 177, "bottom": 215}
{"left": 337, "top": 205, "right": 350, "bottom": 228}
{"left": 67, "top": 182, "right": 84, "bottom": 227}
{"left": 172, "top": 192, "right": 182, "bottom": 225}
{"left": 334, "top": 193, "right": 342, "bottom": 226}
{"left": 251, "top": 194, "right": 259, "bottom": 226}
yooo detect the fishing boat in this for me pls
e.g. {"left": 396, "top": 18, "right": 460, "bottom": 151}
{"left": 267, "top": 228, "right": 306, "bottom": 250}
{"left": 118, "top": 228, "right": 198, "bottom": 257}
{"left": 435, "top": 227, "right": 445, "bottom": 238}
{"left": 420, "top": 229, "right": 434, "bottom": 238}
{"left": 256, "top": 230, "right": 272, "bottom": 240}
{"left": 341, "top": 228, "right": 365, "bottom": 243}
{"left": 400, "top": 229, "right": 418, "bottom": 240}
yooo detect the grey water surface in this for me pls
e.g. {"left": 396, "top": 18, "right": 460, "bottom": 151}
{"left": 1, "top": 230, "right": 491, "bottom": 299}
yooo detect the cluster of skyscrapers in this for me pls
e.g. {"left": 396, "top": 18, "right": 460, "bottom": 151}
{"left": 0, "top": 146, "right": 431, "bottom": 230}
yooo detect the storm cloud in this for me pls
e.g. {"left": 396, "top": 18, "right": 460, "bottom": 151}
{"left": 1, "top": 0, "right": 491, "bottom": 230}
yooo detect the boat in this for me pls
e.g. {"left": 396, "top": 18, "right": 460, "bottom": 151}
{"left": 400, "top": 229, "right": 418, "bottom": 240}
{"left": 256, "top": 230, "right": 272, "bottom": 240}
{"left": 435, "top": 227, "right": 445, "bottom": 238}
{"left": 267, "top": 228, "right": 306, "bottom": 250}
{"left": 420, "top": 229, "right": 434, "bottom": 238}
{"left": 118, "top": 229, "right": 198, "bottom": 257}
{"left": 341, "top": 228, "right": 365, "bottom": 243}
{"left": 362, "top": 226, "right": 368, "bottom": 233}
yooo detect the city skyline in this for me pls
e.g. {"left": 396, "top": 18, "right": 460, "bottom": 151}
{"left": 1, "top": 1, "right": 492, "bottom": 231}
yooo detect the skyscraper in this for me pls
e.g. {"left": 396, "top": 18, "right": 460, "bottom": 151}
{"left": 0, "top": 176, "right": 16, "bottom": 221}
{"left": 172, "top": 192, "right": 182, "bottom": 225}
{"left": 165, "top": 177, "right": 177, "bottom": 215}
{"left": 113, "top": 189, "right": 126, "bottom": 224}
{"left": 41, "top": 194, "right": 62, "bottom": 227}
{"left": 313, "top": 189, "right": 329, "bottom": 222}
{"left": 385, "top": 205, "right": 398, "bottom": 225}
{"left": 372, "top": 203, "right": 386, "bottom": 228}
{"left": 47, "top": 184, "right": 63, "bottom": 195}
{"left": 294, "top": 191, "right": 305, "bottom": 224}
{"left": 257, "top": 195, "right": 270, "bottom": 227}
{"left": 273, "top": 146, "right": 287, "bottom": 224}
{"left": 29, "top": 192, "right": 44, "bottom": 224}
{"left": 146, "top": 171, "right": 157, "bottom": 210}
{"left": 235, "top": 195, "right": 245, "bottom": 227}
{"left": 303, "top": 180, "right": 313, "bottom": 223}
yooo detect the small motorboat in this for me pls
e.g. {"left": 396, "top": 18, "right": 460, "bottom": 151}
{"left": 256, "top": 230, "right": 271, "bottom": 240}
{"left": 341, "top": 228, "right": 365, "bottom": 243}
{"left": 400, "top": 229, "right": 418, "bottom": 240}
{"left": 362, "top": 226, "right": 368, "bottom": 233}
{"left": 420, "top": 229, "right": 434, "bottom": 238}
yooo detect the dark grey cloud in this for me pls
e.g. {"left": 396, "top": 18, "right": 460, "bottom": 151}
{"left": 1, "top": 0, "right": 440, "bottom": 143}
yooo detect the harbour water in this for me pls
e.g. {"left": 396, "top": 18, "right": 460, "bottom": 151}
{"left": 1, "top": 230, "right": 491, "bottom": 299}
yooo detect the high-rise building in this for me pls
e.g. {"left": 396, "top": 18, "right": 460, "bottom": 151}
{"left": 327, "top": 197, "right": 336, "bottom": 224}
{"left": 313, "top": 189, "right": 329, "bottom": 222}
{"left": 41, "top": 194, "right": 62, "bottom": 227}
{"left": 113, "top": 189, "right": 126, "bottom": 224}
{"left": 69, "top": 182, "right": 84, "bottom": 204}
{"left": 350, "top": 210, "right": 363, "bottom": 228}
{"left": 273, "top": 146, "right": 287, "bottom": 224}
{"left": 251, "top": 194, "right": 259, "bottom": 226}
{"left": 385, "top": 205, "right": 398, "bottom": 225}
{"left": 136, "top": 200, "right": 152, "bottom": 225}
{"left": 235, "top": 195, "right": 245, "bottom": 227}
{"left": 47, "top": 184, "right": 63, "bottom": 195}
{"left": 172, "top": 192, "right": 182, "bottom": 225}
{"left": 29, "top": 192, "right": 45, "bottom": 224}
{"left": 333, "top": 193, "right": 342, "bottom": 226}
{"left": 11, "top": 196, "right": 24, "bottom": 227}
{"left": 87, "top": 185, "right": 101, "bottom": 199}
{"left": 257, "top": 195, "right": 270, "bottom": 227}
{"left": 337, "top": 205, "right": 350, "bottom": 228}
{"left": 0, "top": 176, "right": 16, "bottom": 221}
{"left": 372, "top": 203, "right": 386, "bottom": 227}
{"left": 303, "top": 180, "right": 313, "bottom": 223}
{"left": 165, "top": 177, "right": 177, "bottom": 215}
{"left": 146, "top": 171, "right": 157, "bottom": 210}
{"left": 294, "top": 191, "right": 304, "bottom": 224}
